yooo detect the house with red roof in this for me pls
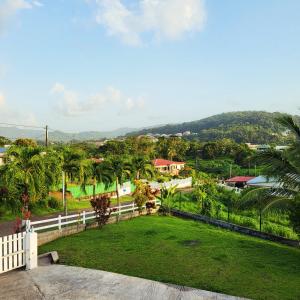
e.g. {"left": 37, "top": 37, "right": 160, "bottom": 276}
{"left": 225, "top": 176, "right": 255, "bottom": 188}
{"left": 152, "top": 159, "right": 185, "bottom": 176}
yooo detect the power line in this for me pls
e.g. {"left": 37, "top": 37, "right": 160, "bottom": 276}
{"left": 0, "top": 122, "right": 46, "bottom": 130}
{"left": 0, "top": 122, "right": 49, "bottom": 147}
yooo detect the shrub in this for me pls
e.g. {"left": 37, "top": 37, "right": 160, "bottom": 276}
{"left": 90, "top": 195, "right": 112, "bottom": 228}
{"left": 36, "top": 198, "right": 48, "bottom": 209}
{"left": 47, "top": 197, "right": 61, "bottom": 209}
{"left": 263, "top": 222, "right": 298, "bottom": 239}
{"left": 237, "top": 216, "right": 259, "bottom": 230}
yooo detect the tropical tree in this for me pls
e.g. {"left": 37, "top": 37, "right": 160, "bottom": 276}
{"left": 241, "top": 115, "right": 300, "bottom": 233}
{"left": 14, "top": 138, "right": 37, "bottom": 147}
{"left": 132, "top": 180, "right": 159, "bottom": 213}
{"left": 106, "top": 156, "right": 132, "bottom": 214}
{"left": 61, "top": 147, "right": 90, "bottom": 215}
{"left": 157, "top": 185, "right": 179, "bottom": 215}
{"left": 131, "top": 156, "right": 154, "bottom": 180}
{"left": 0, "top": 136, "right": 11, "bottom": 147}
{"left": 88, "top": 160, "right": 112, "bottom": 201}
{"left": 1, "top": 146, "right": 46, "bottom": 212}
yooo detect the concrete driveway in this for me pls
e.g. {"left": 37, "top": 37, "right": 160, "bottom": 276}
{"left": 0, "top": 265, "right": 247, "bottom": 300}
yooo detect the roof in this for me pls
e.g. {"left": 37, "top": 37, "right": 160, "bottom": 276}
{"left": 225, "top": 176, "right": 255, "bottom": 183}
{"left": 153, "top": 159, "right": 185, "bottom": 167}
{"left": 246, "top": 176, "right": 281, "bottom": 187}
{"left": 0, "top": 148, "right": 7, "bottom": 154}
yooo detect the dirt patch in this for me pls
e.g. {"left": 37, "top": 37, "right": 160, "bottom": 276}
{"left": 179, "top": 240, "right": 201, "bottom": 247}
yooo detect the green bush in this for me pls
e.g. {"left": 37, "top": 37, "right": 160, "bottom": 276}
{"left": 263, "top": 222, "right": 298, "bottom": 240}
{"left": 47, "top": 197, "right": 61, "bottom": 209}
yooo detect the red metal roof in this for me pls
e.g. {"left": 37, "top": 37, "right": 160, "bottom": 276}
{"left": 153, "top": 159, "right": 185, "bottom": 167}
{"left": 225, "top": 176, "right": 255, "bottom": 183}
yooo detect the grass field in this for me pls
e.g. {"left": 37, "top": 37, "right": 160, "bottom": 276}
{"left": 39, "top": 215, "right": 300, "bottom": 300}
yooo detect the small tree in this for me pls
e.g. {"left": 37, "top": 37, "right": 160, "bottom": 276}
{"left": 90, "top": 195, "right": 112, "bottom": 228}
{"left": 133, "top": 180, "right": 159, "bottom": 214}
{"left": 157, "top": 185, "right": 179, "bottom": 215}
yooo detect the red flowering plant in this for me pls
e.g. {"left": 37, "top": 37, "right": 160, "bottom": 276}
{"left": 90, "top": 195, "right": 112, "bottom": 228}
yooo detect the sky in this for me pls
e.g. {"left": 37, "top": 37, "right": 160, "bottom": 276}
{"left": 0, "top": 0, "right": 300, "bottom": 132}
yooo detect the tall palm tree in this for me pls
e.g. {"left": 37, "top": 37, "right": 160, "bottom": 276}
{"left": 89, "top": 160, "right": 112, "bottom": 201}
{"left": 106, "top": 157, "right": 132, "bottom": 215}
{"left": 242, "top": 115, "right": 300, "bottom": 232}
{"left": 61, "top": 147, "right": 90, "bottom": 215}
{"left": 131, "top": 156, "right": 154, "bottom": 180}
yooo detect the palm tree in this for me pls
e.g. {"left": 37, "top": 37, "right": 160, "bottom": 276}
{"left": 157, "top": 185, "right": 179, "bottom": 215}
{"left": 89, "top": 160, "right": 112, "bottom": 201}
{"left": 61, "top": 147, "right": 90, "bottom": 215}
{"left": 106, "top": 156, "right": 132, "bottom": 217}
{"left": 131, "top": 157, "right": 154, "bottom": 180}
{"left": 1, "top": 146, "right": 46, "bottom": 212}
{"left": 242, "top": 115, "right": 300, "bottom": 232}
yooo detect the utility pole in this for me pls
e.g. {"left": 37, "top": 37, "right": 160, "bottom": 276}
{"left": 62, "top": 171, "right": 67, "bottom": 216}
{"left": 45, "top": 125, "right": 49, "bottom": 147}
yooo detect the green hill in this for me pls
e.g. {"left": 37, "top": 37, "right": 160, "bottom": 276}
{"left": 129, "top": 111, "right": 299, "bottom": 144}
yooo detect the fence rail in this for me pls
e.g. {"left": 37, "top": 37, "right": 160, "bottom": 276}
{"left": 0, "top": 232, "right": 25, "bottom": 274}
{"left": 29, "top": 200, "right": 161, "bottom": 233}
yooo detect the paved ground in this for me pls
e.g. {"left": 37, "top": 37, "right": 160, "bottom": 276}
{"left": 0, "top": 265, "right": 247, "bottom": 300}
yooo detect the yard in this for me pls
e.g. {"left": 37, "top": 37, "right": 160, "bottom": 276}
{"left": 39, "top": 215, "right": 300, "bottom": 300}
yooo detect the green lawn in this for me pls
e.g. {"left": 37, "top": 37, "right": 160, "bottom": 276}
{"left": 39, "top": 215, "right": 300, "bottom": 300}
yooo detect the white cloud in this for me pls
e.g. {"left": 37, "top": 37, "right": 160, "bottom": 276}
{"left": 0, "top": 0, "right": 42, "bottom": 34}
{"left": 91, "top": 0, "right": 206, "bottom": 46}
{"left": 51, "top": 83, "right": 145, "bottom": 117}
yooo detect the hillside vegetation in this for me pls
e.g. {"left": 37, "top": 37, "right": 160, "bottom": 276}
{"left": 129, "top": 111, "right": 300, "bottom": 144}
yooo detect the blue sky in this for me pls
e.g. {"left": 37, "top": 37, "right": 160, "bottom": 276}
{"left": 0, "top": 0, "right": 299, "bottom": 132}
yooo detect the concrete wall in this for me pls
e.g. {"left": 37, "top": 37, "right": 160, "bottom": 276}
{"left": 38, "top": 209, "right": 157, "bottom": 246}
{"left": 171, "top": 209, "right": 300, "bottom": 248}
{"left": 149, "top": 177, "right": 192, "bottom": 190}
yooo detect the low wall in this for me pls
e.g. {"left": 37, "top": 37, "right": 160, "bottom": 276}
{"left": 38, "top": 209, "right": 157, "bottom": 246}
{"left": 171, "top": 209, "right": 300, "bottom": 248}
{"left": 149, "top": 177, "right": 192, "bottom": 190}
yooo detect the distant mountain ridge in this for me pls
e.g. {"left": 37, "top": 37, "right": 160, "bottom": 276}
{"left": 0, "top": 126, "right": 137, "bottom": 142}
{"left": 1, "top": 111, "right": 299, "bottom": 144}
{"left": 128, "top": 111, "right": 300, "bottom": 144}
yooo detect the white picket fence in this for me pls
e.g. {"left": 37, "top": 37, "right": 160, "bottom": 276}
{"left": 0, "top": 232, "right": 25, "bottom": 274}
{"left": 0, "top": 200, "right": 160, "bottom": 274}
{"left": 29, "top": 200, "right": 161, "bottom": 232}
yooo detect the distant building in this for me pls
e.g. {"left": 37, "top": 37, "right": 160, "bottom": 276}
{"left": 246, "top": 176, "right": 281, "bottom": 188}
{"left": 246, "top": 143, "right": 271, "bottom": 151}
{"left": 170, "top": 133, "right": 183, "bottom": 138}
{"left": 182, "top": 131, "right": 191, "bottom": 136}
{"left": 275, "top": 145, "right": 289, "bottom": 151}
{"left": 153, "top": 159, "right": 185, "bottom": 176}
{"left": 245, "top": 143, "right": 258, "bottom": 150}
{"left": 225, "top": 176, "right": 255, "bottom": 188}
{"left": 256, "top": 144, "right": 271, "bottom": 152}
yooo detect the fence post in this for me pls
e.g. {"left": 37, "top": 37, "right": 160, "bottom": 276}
{"left": 58, "top": 215, "right": 62, "bottom": 230}
{"left": 25, "top": 231, "right": 38, "bottom": 270}
{"left": 25, "top": 220, "right": 31, "bottom": 232}
{"left": 132, "top": 202, "right": 135, "bottom": 213}
{"left": 82, "top": 211, "right": 86, "bottom": 225}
